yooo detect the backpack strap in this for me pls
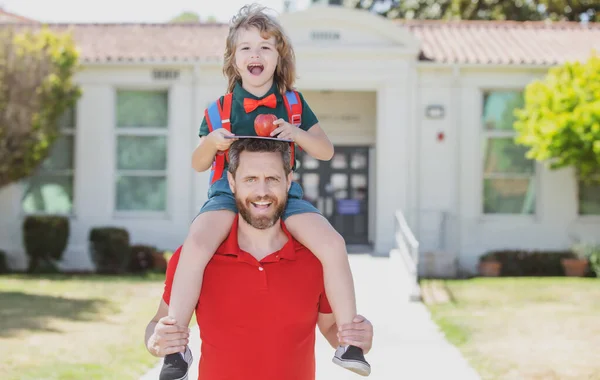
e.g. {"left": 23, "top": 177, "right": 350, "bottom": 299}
{"left": 282, "top": 90, "right": 303, "bottom": 160}
{"left": 205, "top": 93, "right": 233, "bottom": 184}
{"left": 283, "top": 90, "right": 302, "bottom": 127}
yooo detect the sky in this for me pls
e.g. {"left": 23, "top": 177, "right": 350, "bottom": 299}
{"left": 0, "top": 0, "right": 313, "bottom": 23}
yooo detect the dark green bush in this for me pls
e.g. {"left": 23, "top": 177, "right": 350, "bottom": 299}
{"left": 129, "top": 245, "right": 157, "bottom": 273}
{"left": 89, "top": 227, "right": 130, "bottom": 274}
{"left": 22, "top": 215, "right": 69, "bottom": 272}
{"left": 0, "top": 250, "right": 9, "bottom": 274}
{"left": 481, "top": 249, "right": 575, "bottom": 276}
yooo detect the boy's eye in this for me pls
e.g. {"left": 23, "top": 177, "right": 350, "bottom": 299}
{"left": 241, "top": 47, "right": 249, "bottom": 50}
{"left": 261, "top": 46, "right": 270, "bottom": 50}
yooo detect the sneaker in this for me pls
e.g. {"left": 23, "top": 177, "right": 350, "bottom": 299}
{"left": 332, "top": 345, "right": 371, "bottom": 376}
{"left": 159, "top": 346, "right": 193, "bottom": 380}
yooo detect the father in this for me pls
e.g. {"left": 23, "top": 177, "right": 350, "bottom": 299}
{"left": 144, "top": 138, "right": 374, "bottom": 379}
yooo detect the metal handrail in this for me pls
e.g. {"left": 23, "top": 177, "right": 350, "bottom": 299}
{"left": 394, "top": 210, "right": 421, "bottom": 301}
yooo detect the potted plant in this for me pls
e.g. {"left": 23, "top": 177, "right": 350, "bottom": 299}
{"left": 478, "top": 252, "right": 502, "bottom": 277}
{"left": 563, "top": 243, "right": 592, "bottom": 277}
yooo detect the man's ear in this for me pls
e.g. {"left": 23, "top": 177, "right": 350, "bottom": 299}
{"left": 227, "top": 171, "right": 235, "bottom": 194}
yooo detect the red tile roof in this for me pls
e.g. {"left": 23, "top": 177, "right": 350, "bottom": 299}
{"left": 3, "top": 20, "right": 599, "bottom": 66}
{"left": 0, "top": 9, "right": 38, "bottom": 23}
{"left": 403, "top": 20, "right": 600, "bottom": 65}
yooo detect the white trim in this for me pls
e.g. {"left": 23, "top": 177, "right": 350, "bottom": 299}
{"left": 417, "top": 62, "right": 558, "bottom": 70}
{"left": 113, "top": 210, "right": 170, "bottom": 219}
{"left": 483, "top": 173, "right": 534, "bottom": 179}
{"left": 117, "top": 170, "right": 167, "bottom": 177}
{"left": 484, "top": 130, "right": 520, "bottom": 138}
{"left": 279, "top": 5, "right": 421, "bottom": 51}
{"left": 294, "top": 46, "right": 419, "bottom": 59}
{"left": 115, "top": 128, "right": 168, "bottom": 136}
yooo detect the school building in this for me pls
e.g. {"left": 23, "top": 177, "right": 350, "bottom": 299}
{"left": 1, "top": 5, "right": 600, "bottom": 275}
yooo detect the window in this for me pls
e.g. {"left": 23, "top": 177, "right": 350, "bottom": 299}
{"left": 482, "top": 91, "right": 536, "bottom": 214}
{"left": 579, "top": 175, "right": 600, "bottom": 215}
{"left": 22, "top": 107, "right": 76, "bottom": 214}
{"left": 115, "top": 90, "right": 168, "bottom": 212}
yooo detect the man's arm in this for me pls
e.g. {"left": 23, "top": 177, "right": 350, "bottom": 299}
{"left": 318, "top": 314, "right": 374, "bottom": 355}
{"left": 317, "top": 312, "right": 339, "bottom": 349}
{"left": 145, "top": 299, "right": 189, "bottom": 357}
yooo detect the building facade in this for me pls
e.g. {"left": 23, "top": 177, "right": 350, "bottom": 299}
{"left": 1, "top": 6, "right": 599, "bottom": 275}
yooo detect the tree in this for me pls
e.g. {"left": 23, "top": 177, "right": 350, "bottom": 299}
{"left": 513, "top": 52, "right": 600, "bottom": 180}
{"left": 324, "top": 0, "right": 600, "bottom": 22}
{"left": 0, "top": 27, "right": 81, "bottom": 189}
{"left": 169, "top": 11, "right": 201, "bottom": 23}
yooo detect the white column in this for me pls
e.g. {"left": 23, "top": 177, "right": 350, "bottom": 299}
{"left": 167, "top": 82, "right": 195, "bottom": 231}
{"left": 0, "top": 184, "right": 27, "bottom": 269}
{"left": 67, "top": 84, "right": 115, "bottom": 269}
{"left": 191, "top": 68, "right": 227, "bottom": 218}
{"left": 374, "top": 77, "right": 410, "bottom": 255}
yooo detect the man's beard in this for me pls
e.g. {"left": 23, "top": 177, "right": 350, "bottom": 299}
{"left": 236, "top": 195, "right": 286, "bottom": 230}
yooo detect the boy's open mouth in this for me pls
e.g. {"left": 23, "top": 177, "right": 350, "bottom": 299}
{"left": 248, "top": 63, "right": 264, "bottom": 76}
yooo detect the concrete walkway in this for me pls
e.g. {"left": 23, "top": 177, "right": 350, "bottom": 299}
{"left": 141, "top": 254, "right": 480, "bottom": 380}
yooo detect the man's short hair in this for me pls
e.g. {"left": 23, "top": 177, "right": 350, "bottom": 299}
{"left": 227, "top": 139, "right": 292, "bottom": 176}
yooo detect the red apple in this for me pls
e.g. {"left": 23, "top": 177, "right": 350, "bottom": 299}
{"left": 254, "top": 114, "right": 278, "bottom": 137}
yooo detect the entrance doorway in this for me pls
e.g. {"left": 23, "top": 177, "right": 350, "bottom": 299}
{"left": 293, "top": 146, "right": 370, "bottom": 244}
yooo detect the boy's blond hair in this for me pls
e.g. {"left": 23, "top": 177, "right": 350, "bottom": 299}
{"left": 223, "top": 4, "right": 296, "bottom": 95}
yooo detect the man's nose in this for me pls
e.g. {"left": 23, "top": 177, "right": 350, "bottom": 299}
{"left": 255, "top": 179, "right": 269, "bottom": 196}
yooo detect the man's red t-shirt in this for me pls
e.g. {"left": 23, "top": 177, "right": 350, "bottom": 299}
{"left": 162, "top": 216, "right": 332, "bottom": 380}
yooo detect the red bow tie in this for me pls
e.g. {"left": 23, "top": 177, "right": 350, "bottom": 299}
{"left": 243, "top": 93, "right": 277, "bottom": 113}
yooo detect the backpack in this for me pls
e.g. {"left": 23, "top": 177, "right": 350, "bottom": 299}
{"left": 204, "top": 90, "right": 302, "bottom": 185}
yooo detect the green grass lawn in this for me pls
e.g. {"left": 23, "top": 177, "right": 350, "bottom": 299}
{"left": 0, "top": 273, "right": 167, "bottom": 380}
{"left": 423, "top": 277, "right": 600, "bottom": 380}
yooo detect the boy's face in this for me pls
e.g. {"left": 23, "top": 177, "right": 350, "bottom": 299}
{"left": 235, "top": 27, "right": 279, "bottom": 94}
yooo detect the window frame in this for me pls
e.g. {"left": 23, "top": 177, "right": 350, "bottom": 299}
{"left": 479, "top": 88, "right": 539, "bottom": 219}
{"left": 21, "top": 107, "right": 77, "bottom": 217}
{"left": 577, "top": 173, "right": 600, "bottom": 218}
{"left": 112, "top": 87, "right": 171, "bottom": 217}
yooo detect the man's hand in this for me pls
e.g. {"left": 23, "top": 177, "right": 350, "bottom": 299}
{"left": 207, "top": 128, "right": 237, "bottom": 151}
{"left": 147, "top": 316, "right": 190, "bottom": 357}
{"left": 338, "top": 315, "right": 373, "bottom": 354}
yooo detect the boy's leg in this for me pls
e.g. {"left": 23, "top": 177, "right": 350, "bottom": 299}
{"left": 285, "top": 213, "right": 356, "bottom": 326}
{"left": 160, "top": 209, "right": 236, "bottom": 380}
{"left": 168, "top": 209, "right": 236, "bottom": 327}
{"left": 285, "top": 212, "right": 370, "bottom": 376}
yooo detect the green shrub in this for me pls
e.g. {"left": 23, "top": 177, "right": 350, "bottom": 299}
{"left": 22, "top": 215, "right": 69, "bottom": 273}
{"left": 589, "top": 252, "right": 600, "bottom": 278}
{"left": 128, "top": 245, "right": 157, "bottom": 273}
{"left": 572, "top": 243, "right": 600, "bottom": 277}
{"left": 481, "top": 249, "right": 574, "bottom": 276}
{"left": 89, "top": 227, "right": 130, "bottom": 274}
{"left": 0, "top": 250, "right": 9, "bottom": 274}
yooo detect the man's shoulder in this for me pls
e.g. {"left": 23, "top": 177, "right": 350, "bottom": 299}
{"left": 285, "top": 230, "right": 319, "bottom": 259}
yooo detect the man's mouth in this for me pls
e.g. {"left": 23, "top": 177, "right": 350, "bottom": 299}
{"left": 247, "top": 63, "right": 264, "bottom": 76}
{"left": 251, "top": 200, "right": 272, "bottom": 210}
